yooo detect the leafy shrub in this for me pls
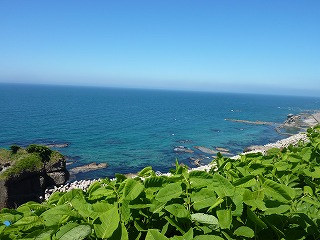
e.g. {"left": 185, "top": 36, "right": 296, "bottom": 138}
{"left": 0, "top": 126, "right": 320, "bottom": 239}
{"left": 1, "top": 154, "right": 42, "bottom": 178}
{"left": 26, "top": 144, "right": 52, "bottom": 162}
{"left": 9, "top": 145, "right": 20, "bottom": 154}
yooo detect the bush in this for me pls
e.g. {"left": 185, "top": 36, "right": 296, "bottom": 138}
{"left": 9, "top": 145, "right": 20, "bottom": 154}
{"left": 1, "top": 154, "right": 42, "bottom": 178}
{"left": 26, "top": 144, "right": 52, "bottom": 162}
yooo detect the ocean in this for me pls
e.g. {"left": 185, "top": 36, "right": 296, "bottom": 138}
{"left": 0, "top": 83, "right": 319, "bottom": 180}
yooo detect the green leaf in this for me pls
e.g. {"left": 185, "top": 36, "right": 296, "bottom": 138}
{"left": 108, "top": 222, "right": 129, "bottom": 240}
{"left": 301, "top": 196, "right": 320, "bottom": 207}
{"left": 146, "top": 229, "right": 169, "bottom": 240}
{"left": 149, "top": 200, "right": 167, "bottom": 213}
{"left": 191, "top": 188, "right": 216, "bottom": 211}
{"left": 264, "top": 205, "right": 290, "bottom": 215}
{"left": 24, "top": 228, "right": 55, "bottom": 240}
{"left": 165, "top": 204, "right": 189, "bottom": 218}
{"left": 155, "top": 182, "right": 182, "bottom": 202}
{"left": 41, "top": 204, "right": 80, "bottom": 226}
{"left": 55, "top": 223, "right": 91, "bottom": 240}
{"left": 231, "top": 188, "right": 244, "bottom": 216}
{"left": 243, "top": 189, "right": 266, "bottom": 210}
{"left": 193, "top": 235, "right": 224, "bottom": 240}
{"left": 207, "top": 198, "right": 224, "bottom": 212}
{"left": 56, "top": 223, "right": 91, "bottom": 240}
{"left": 212, "top": 174, "right": 234, "bottom": 197}
{"left": 144, "top": 176, "right": 166, "bottom": 188}
{"left": 263, "top": 179, "right": 295, "bottom": 203}
{"left": 123, "top": 179, "right": 144, "bottom": 201}
{"left": 274, "top": 162, "right": 291, "bottom": 171}
{"left": 216, "top": 209, "right": 232, "bottom": 229}
{"left": 12, "top": 215, "right": 42, "bottom": 231}
{"left": 233, "top": 175, "right": 256, "bottom": 187}
{"left": 234, "top": 226, "right": 254, "bottom": 238}
{"left": 94, "top": 206, "right": 120, "bottom": 239}
{"left": 304, "top": 167, "right": 320, "bottom": 179}
{"left": 170, "top": 228, "right": 193, "bottom": 240}
{"left": 88, "top": 187, "right": 116, "bottom": 200}
{"left": 138, "top": 166, "right": 155, "bottom": 177}
{"left": 246, "top": 208, "right": 267, "bottom": 230}
{"left": 189, "top": 171, "right": 214, "bottom": 188}
{"left": 191, "top": 213, "right": 219, "bottom": 226}
{"left": 164, "top": 216, "right": 186, "bottom": 234}
{"left": 303, "top": 186, "right": 314, "bottom": 196}
{"left": 57, "top": 189, "right": 84, "bottom": 205}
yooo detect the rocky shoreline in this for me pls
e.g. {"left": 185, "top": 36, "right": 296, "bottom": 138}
{"left": 44, "top": 112, "right": 319, "bottom": 200}
{"left": 43, "top": 130, "right": 312, "bottom": 200}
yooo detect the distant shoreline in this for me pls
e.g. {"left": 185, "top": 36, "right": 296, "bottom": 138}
{"left": 44, "top": 111, "right": 320, "bottom": 200}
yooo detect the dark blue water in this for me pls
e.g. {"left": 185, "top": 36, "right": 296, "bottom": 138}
{"left": 0, "top": 83, "right": 319, "bottom": 180}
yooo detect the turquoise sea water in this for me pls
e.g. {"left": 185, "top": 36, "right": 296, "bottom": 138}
{"left": 0, "top": 83, "right": 319, "bottom": 180}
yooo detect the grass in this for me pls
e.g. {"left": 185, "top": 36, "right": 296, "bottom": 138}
{"left": 0, "top": 145, "right": 64, "bottom": 180}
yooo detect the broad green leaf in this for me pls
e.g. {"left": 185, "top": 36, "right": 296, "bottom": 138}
{"left": 146, "top": 229, "right": 169, "bottom": 240}
{"left": 164, "top": 216, "right": 186, "bottom": 234}
{"left": 191, "top": 213, "right": 219, "bottom": 226}
{"left": 170, "top": 228, "right": 193, "bottom": 240}
{"left": 41, "top": 204, "right": 77, "bottom": 217}
{"left": 149, "top": 200, "right": 167, "bottom": 213}
{"left": 212, "top": 174, "right": 234, "bottom": 197}
{"left": 165, "top": 204, "right": 189, "bottom": 218}
{"left": 264, "top": 205, "right": 290, "bottom": 215}
{"left": 94, "top": 206, "right": 120, "bottom": 239}
{"left": 246, "top": 208, "right": 267, "bottom": 230}
{"left": 155, "top": 182, "right": 182, "bottom": 202}
{"left": 217, "top": 209, "right": 232, "bottom": 229}
{"left": 47, "top": 191, "right": 64, "bottom": 205}
{"left": 138, "top": 166, "right": 155, "bottom": 177}
{"left": 233, "top": 175, "right": 256, "bottom": 187}
{"left": 108, "top": 222, "right": 129, "bottom": 240}
{"left": 57, "top": 189, "right": 84, "bottom": 205}
{"left": 231, "top": 188, "right": 244, "bottom": 216}
{"left": 302, "top": 147, "right": 312, "bottom": 162}
{"left": 234, "top": 226, "right": 254, "bottom": 238}
{"left": 120, "top": 200, "right": 131, "bottom": 223}
{"left": 193, "top": 235, "right": 224, "bottom": 240}
{"left": 123, "top": 179, "right": 144, "bottom": 201}
{"left": 304, "top": 167, "right": 320, "bottom": 179}
{"left": 13, "top": 216, "right": 42, "bottom": 231}
{"left": 55, "top": 223, "right": 91, "bottom": 240}
{"left": 243, "top": 189, "right": 266, "bottom": 210}
{"left": 207, "top": 198, "right": 224, "bottom": 212}
{"left": 303, "top": 186, "right": 313, "bottom": 196}
{"left": 191, "top": 188, "right": 216, "bottom": 211}
{"left": 263, "top": 179, "right": 295, "bottom": 203}
{"left": 144, "top": 176, "right": 166, "bottom": 188}
{"left": 0, "top": 213, "right": 22, "bottom": 223}
{"left": 301, "top": 196, "right": 320, "bottom": 207}
{"left": 70, "top": 198, "right": 93, "bottom": 219}
{"left": 24, "top": 228, "right": 55, "bottom": 240}
{"left": 189, "top": 171, "right": 214, "bottom": 188}
{"left": 92, "top": 202, "right": 114, "bottom": 212}
{"left": 274, "top": 162, "right": 291, "bottom": 171}
{"left": 88, "top": 187, "right": 116, "bottom": 200}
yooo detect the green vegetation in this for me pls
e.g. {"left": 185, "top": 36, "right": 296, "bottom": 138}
{"left": 0, "top": 145, "right": 62, "bottom": 180}
{"left": 0, "top": 126, "right": 320, "bottom": 239}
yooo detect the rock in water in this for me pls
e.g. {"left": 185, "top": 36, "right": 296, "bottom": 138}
{"left": 69, "top": 162, "right": 108, "bottom": 174}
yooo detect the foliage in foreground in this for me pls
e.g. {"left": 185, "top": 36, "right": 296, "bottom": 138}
{"left": 1, "top": 126, "right": 320, "bottom": 240}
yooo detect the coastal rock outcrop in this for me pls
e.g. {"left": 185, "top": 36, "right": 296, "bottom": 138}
{"left": 69, "top": 162, "right": 108, "bottom": 175}
{"left": 0, "top": 146, "right": 69, "bottom": 209}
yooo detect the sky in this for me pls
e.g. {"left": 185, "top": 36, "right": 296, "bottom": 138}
{"left": 0, "top": 1, "right": 319, "bottom": 96}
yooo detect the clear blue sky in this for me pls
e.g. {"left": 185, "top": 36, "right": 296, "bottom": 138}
{"left": 0, "top": 1, "right": 319, "bottom": 96}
